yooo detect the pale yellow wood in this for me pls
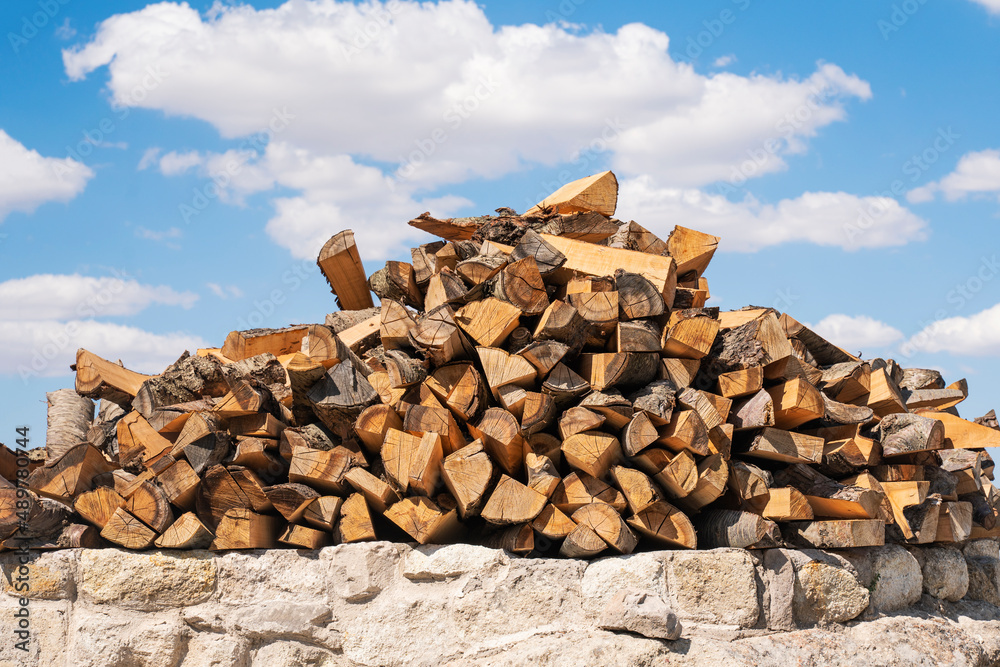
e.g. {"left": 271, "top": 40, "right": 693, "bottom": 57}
{"left": 526, "top": 170, "right": 618, "bottom": 217}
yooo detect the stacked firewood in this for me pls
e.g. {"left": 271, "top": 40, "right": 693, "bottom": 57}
{"left": 6, "top": 171, "right": 1000, "bottom": 557}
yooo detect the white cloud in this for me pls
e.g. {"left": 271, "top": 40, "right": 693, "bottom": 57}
{"left": 713, "top": 55, "right": 736, "bottom": 67}
{"left": 206, "top": 283, "right": 243, "bottom": 299}
{"left": 135, "top": 226, "right": 182, "bottom": 243}
{"left": 138, "top": 147, "right": 162, "bottom": 170}
{"left": 617, "top": 176, "right": 929, "bottom": 252}
{"left": 809, "top": 314, "right": 904, "bottom": 354}
{"left": 908, "top": 149, "right": 1000, "bottom": 203}
{"left": 0, "top": 130, "right": 94, "bottom": 222}
{"left": 903, "top": 303, "right": 1000, "bottom": 357}
{"left": 1, "top": 319, "right": 209, "bottom": 378}
{"left": 0, "top": 274, "right": 198, "bottom": 321}
{"left": 55, "top": 18, "right": 77, "bottom": 40}
{"left": 158, "top": 150, "right": 204, "bottom": 176}
{"left": 62, "top": 1, "right": 870, "bottom": 190}
{"left": 970, "top": 0, "right": 1000, "bottom": 14}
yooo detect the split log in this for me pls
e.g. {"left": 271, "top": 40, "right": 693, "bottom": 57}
{"left": 45, "top": 389, "right": 94, "bottom": 461}
{"left": 74, "top": 486, "right": 124, "bottom": 530}
{"left": 308, "top": 360, "right": 379, "bottom": 436}
{"left": 727, "top": 460, "right": 772, "bottom": 512}
{"left": 74, "top": 348, "right": 153, "bottom": 403}
{"left": 572, "top": 503, "right": 637, "bottom": 554}
{"left": 878, "top": 413, "right": 945, "bottom": 457}
{"left": 615, "top": 271, "right": 664, "bottom": 320}
{"left": 615, "top": 320, "right": 662, "bottom": 353}
{"left": 280, "top": 524, "right": 331, "bottom": 549}
{"left": 265, "top": 483, "right": 319, "bottom": 522}
{"left": 476, "top": 347, "right": 537, "bottom": 399}
{"left": 384, "top": 496, "right": 461, "bottom": 545}
{"left": 532, "top": 504, "right": 577, "bottom": 540}
{"left": 775, "top": 464, "right": 883, "bottom": 520}
{"left": 408, "top": 305, "right": 472, "bottom": 366}
{"left": 621, "top": 411, "right": 658, "bottom": 457}
{"left": 440, "top": 441, "right": 493, "bottom": 519}
{"left": 936, "top": 501, "right": 973, "bottom": 542}
{"left": 211, "top": 508, "right": 280, "bottom": 550}
{"left": 628, "top": 381, "right": 676, "bottom": 426}
{"left": 101, "top": 507, "right": 156, "bottom": 550}
{"left": 456, "top": 251, "right": 507, "bottom": 285}
{"left": 630, "top": 448, "right": 698, "bottom": 499}
{"left": 766, "top": 379, "right": 824, "bottom": 429}
{"left": 661, "top": 358, "right": 701, "bottom": 389}
{"left": 354, "top": 404, "right": 403, "bottom": 454}
{"left": 118, "top": 411, "right": 175, "bottom": 467}
{"left": 342, "top": 468, "right": 396, "bottom": 514}
{"left": 493, "top": 256, "right": 549, "bottom": 316}
{"left": 559, "top": 523, "right": 608, "bottom": 558}
{"left": 403, "top": 404, "right": 466, "bottom": 455}
{"left": 484, "top": 524, "right": 535, "bottom": 555}
{"left": 521, "top": 392, "right": 556, "bottom": 435}
{"left": 124, "top": 480, "right": 173, "bottom": 533}
{"left": 533, "top": 300, "right": 589, "bottom": 353}
{"left": 379, "top": 300, "right": 416, "bottom": 350}
{"left": 562, "top": 432, "right": 623, "bottom": 479}
{"left": 154, "top": 512, "right": 214, "bottom": 549}
{"left": 661, "top": 311, "right": 720, "bottom": 360}
{"left": 336, "top": 493, "right": 377, "bottom": 543}
{"left": 784, "top": 519, "right": 885, "bottom": 549}
{"left": 526, "top": 453, "right": 560, "bottom": 498}
{"left": 552, "top": 472, "right": 627, "bottom": 515}
{"left": 578, "top": 352, "right": 658, "bottom": 391}
{"left": 667, "top": 225, "right": 720, "bottom": 278}
{"left": 133, "top": 355, "right": 226, "bottom": 420}
{"left": 455, "top": 298, "right": 521, "bottom": 348}
{"left": 740, "top": 428, "right": 823, "bottom": 465}
{"left": 762, "top": 488, "right": 814, "bottom": 522}
{"left": 368, "top": 261, "right": 423, "bottom": 310}
{"left": 481, "top": 475, "right": 547, "bottom": 525}
{"left": 424, "top": 268, "right": 472, "bottom": 311}
{"left": 918, "top": 410, "right": 1000, "bottom": 449}
{"left": 607, "top": 220, "right": 668, "bottom": 255}
{"left": 222, "top": 326, "right": 308, "bottom": 361}
{"left": 302, "top": 496, "right": 344, "bottom": 531}
{"left": 678, "top": 454, "right": 729, "bottom": 512}
{"left": 520, "top": 340, "right": 570, "bottom": 377}
{"left": 170, "top": 412, "right": 231, "bottom": 475}
{"left": 729, "top": 389, "right": 775, "bottom": 431}
{"left": 526, "top": 170, "right": 618, "bottom": 216}
{"left": 425, "top": 362, "right": 486, "bottom": 422}
{"left": 717, "top": 367, "right": 763, "bottom": 399}
{"left": 819, "top": 362, "right": 871, "bottom": 403}
{"left": 610, "top": 465, "right": 662, "bottom": 514}
{"left": 626, "top": 500, "right": 697, "bottom": 549}
{"left": 27, "top": 444, "right": 115, "bottom": 501}
{"left": 317, "top": 230, "right": 374, "bottom": 310}
{"left": 288, "top": 445, "right": 356, "bottom": 494}
{"left": 469, "top": 408, "right": 524, "bottom": 476}
{"left": 657, "top": 410, "right": 710, "bottom": 456}
{"left": 697, "top": 509, "right": 780, "bottom": 549}
{"left": 864, "top": 368, "right": 907, "bottom": 418}
{"left": 677, "top": 388, "right": 728, "bottom": 430}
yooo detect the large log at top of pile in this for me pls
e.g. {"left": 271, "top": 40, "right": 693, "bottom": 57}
{"left": 8, "top": 170, "right": 1000, "bottom": 558}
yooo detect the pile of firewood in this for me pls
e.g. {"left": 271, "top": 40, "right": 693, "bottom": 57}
{"left": 6, "top": 170, "right": 1000, "bottom": 557}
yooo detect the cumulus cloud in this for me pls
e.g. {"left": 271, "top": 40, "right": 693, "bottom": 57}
{"left": 1, "top": 319, "right": 209, "bottom": 378}
{"left": 0, "top": 130, "right": 94, "bottom": 222}
{"left": 158, "top": 150, "right": 204, "bottom": 176}
{"left": 908, "top": 149, "right": 1000, "bottom": 203}
{"left": 206, "top": 283, "right": 243, "bottom": 299}
{"left": 809, "top": 314, "right": 904, "bottom": 354}
{"left": 969, "top": 0, "right": 1000, "bottom": 13}
{"left": 0, "top": 274, "right": 198, "bottom": 321}
{"left": 62, "top": 1, "right": 870, "bottom": 190}
{"left": 617, "top": 177, "right": 929, "bottom": 252}
{"left": 903, "top": 302, "right": 1000, "bottom": 357}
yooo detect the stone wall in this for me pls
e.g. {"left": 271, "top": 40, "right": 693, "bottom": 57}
{"left": 2, "top": 541, "right": 1000, "bottom": 666}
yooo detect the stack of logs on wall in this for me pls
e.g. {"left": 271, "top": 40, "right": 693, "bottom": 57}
{"left": 6, "top": 170, "right": 1000, "bottom": 558}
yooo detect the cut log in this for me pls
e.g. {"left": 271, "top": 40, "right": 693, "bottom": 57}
{"left": 403, "top": 404, "right": 466, "bottom": 456}
{"left": 615, "top": 320, "right": 662, "bottom": 353}
{"left": 155, "top": 512, "right": 214, "bottom": 549}
{"left": 45, "top": 389, "right": 94, "bottom": 462}
{"left": 100, "top": 507, "right": 157, "bottom": 550}
{"left": 785, "top": 519, "right": 885, "bottom": 549}
{"left": 717, "top": 367, "right": 764, "bottom": 399}
{"left": 678, "top": 454, "right": 729, "bottom": 512}
{"left": 727, "top": 460, "right": 772, "bottom": 512}
{"left": 879, "top": 413, "right": 945, "bottom": 457}
{"left": 697, "top": 509, "right": 781, "bottom": 549}
{"left": 559, "top": 523, "right": 607, "bottom": 559}
{"left": 440, "top": 441, "right": 494, "bottom": 519}
{"left": 775, "top": 464, "right": 883, "bottom": 520}
{"left": 729, "top": 389, "right": 775, "bottom": 431}
{"left": 124, "top": 480, "right": 173, "bottom": 533}
{"left": 526, "top": 453, "right": 560, "bottom": 498}
{"left": 621, "top": 411, "right": 658, "bottom": 457}
{"left": 661, "top": 311, "right": 720, "bottom": 360}
{"left": 677, "top": 388, "right": 728, "bottom": 431}
{"left": 819, "top": 362, "right": 871, "bottom": 403}
{"left": 630, "top": 448, "right": 698, "bottom": 499}
{"left": 210, "top": 508, "right": 280, "bottom": 550}
{"left": 302, "top": 496, "right": 343, "bottom": 531}
{"left": 481, "top": 475, "right": 548, "bottom": 525}
{"left": 526, "top": 170, "right": 618, "bottom": 217}
{"left": 379, "top": 300, "right": 416, "bottom": 351}
{"left": 384, "top": 349, "right": 427, "bottom": 389}
{"left": 608, "top": 220, "right": 668, "bottom": 255}
{"left": 170, "top": 412, "right": 231, "bottom": 475}
{"left": 368, "top": 261, "right": 423, "bottom": 309}
{"left": 265, "top": 483, "right": 319, "bottom": 522}
{"left": 280, "top": 524, "right": 331, "bottom": 549}
{"left": 764, "top": 379, "right": 824, "bottom": 430}
{"left": 610, "top": 465, "right": 663, "bottom": 514}
{"left": 425, "top": 362, "right": 487, "bottom": 423}
{"left": 74, "top": 348, "right": 153, "bottom": 403}
{"left": 222, "top": 326, "right": 308, "bottom": 362}
{"left": 484, "top": 524, "right": 535, "bottom": 555}
{"left": 780, "top": 313, "right": 859, "bottom": 367}
{"left": 494, "top": 256, "right": 549, "bottom": 316}
{"left": 667, "top": 225, "right": 720, "bottom": 278}
{"left": 27, "top": 444, "right": 115, "bottom": 501}
{"left": 354, "top": 404, "right": 404, "bottom": 454}
{"left": 384, "top": 496, "right": 461, "bottom": 545}
{"left": 74, "top": 486, "right": 124, "bottom": 530}
{"left": 661, "top": 358, "right": 701, "bottom": 389}
{"left": 336, "top": 493, "right": 377, "bottom": 543}
{"left": 476, "top": 346, "right": 537, "bottom": 399}
{"left": 118, "top": 411, "right": 175, "bottom": 467}
{"left": 424, "top": 268, "right": 472, "bottom": 311}
{"left": 936, "top": 500, "right": 973, "bottom": 542}
{"left": 520, "top": 340, "right": 570, "bottom": 377}
{"left": 510, "top": 228, "right": 567, "bottom": 276}
{"left": 741, "top": 428, "right": 824, "bottom": 465}
{"left": 552, "top": 472, "right": 627, "bottom": 514}
{"left": 288, "top": 445, "right": 356, "bottom": 495}
{"left": 317, "top": 230, "right": 374, "bottom": 310}
{"left": 917, "top": 410, "right": 1000, "bottom": 449}
{"left": 562, "top": 432, "right": 623, "bottom": 479}
{"left": 343, "top": 468, "right": 396, "bottom": 514}
{"left": 469, "top": 408, "right": 525, "bottom": 476}
{"left": 657, "top": 410, "right": 710, "bottom": 456}
{"left": 615, "top": 271, "right": 665, "bottom": 320}
{"left": 580, "top": 390, "right": 634, "bottom": 430}
{"left": 533, "top": 300, "right": 589, "bottom": 353}
{"left": 408, "top": 211, "right": 480, "bottom": 241}
{"left": 865, "top": 368, "right": 907, "bottom": 418}
{"left": 762, "top": 488, "right": 814, "bottom": 522}
{"left": 532, "top": 504, "right": 577, "bottom": 540}
{"left": 572, "top": 503, "right": 637, "bottom": 554}
{"left": 455, "top": 298, "right": 521, "bottom": 348}
{"left": 626, "top": 500, "right": 697, "bottom": 549}
{"left": 408, "top": 305, "right": 471, "bottom": 366}
{"left": 521, "top": 392, "right": 556, "bottom": 435}
{"left": 228, "top": 413, "right": 285, "bottom": 440}
{"left": 308, "top": 360, "right": 379, "bottom": 436}
{"left": 456, "top": 251, "right": 507, "bottom": 285}
{"left": 577, "top": 352, "right": 658, "bottom": 391}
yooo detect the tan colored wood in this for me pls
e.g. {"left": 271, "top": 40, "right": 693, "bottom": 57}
{"left": 404, "top": 403, "right": 466, "bottom": 456}
{"left": 425, "top": 362, "right": 486, "bottom": 423}
{"left": 75, "top": 348, "right": 153, "bottom": 401}
{"left": 302, "top": 496, "right": 343, "bottom": 531}
{"left": 27, "top": 444, "right": 115, "bottom": 501}
{"left": 495, "top": 256, "right": 549, "bottom": 316}
{"left": 744, "top": 428, "right": 824, "bottom": 464}
{"left": 567, "top": 291, "right": 618, "bottom": 338}
{"left": 559, "top": 523, "right": 607, "bottom": 558}
{"left": 317, "top": 230, "right": 374, "bottom": 310}
{"left": 476, "top": 347, "right": 537, "bottom": 399}
{"left": 562, "top": 432, "right": 623, "bottom": 479}
{"left": 525, "top": 453, "right": 560, "bottom": 498}
{"left": 621, "top": 411, "right": 658, "bottom": 457}
{"left": 355, "top": 404, "right": 404, "bottom": 454}
{"left": 469, "top": 408, "right": 525, "bottom": 476}
{"left": 661, "top": 314, "right": 720, "bottom": 359}
{"left": 288, "top": 445, "right": 354, "bottom": 495}
{"left": 123, "top": 480, "right": 174, "bottom": 533}
{"left": 279, "top": 524, "right": 331, "bottom": 550}
{"left": 440, "top": 441, "right": 494, "bottom": 519}
{"left": 865, "top": 368, "right": 907, "bottom": 418}
{"left": 520, "top": 340, "right": 570, "bottom": 377}
{"left": 336, "top": 493, "right": 377, "bottom": 543}
{"left": 101, "top": 507, "right": 157, "bottom": 550}
{"left": 483, "top": 524, "right": 535, "bottom": 555}
{"left": 630, "top": 448, "right": 698, "bottom": 499}
{"left": 610, "top": 465, "right": 663, "bottom": 514}
{"left": 572, "top": 503, "right": 636, "bottom": 554}
{"left": 455, "top": 298, "right": 521, "bottom": 348}
{"left": 657, "top": 410, "right": 710, "bottom": 456}
{"left": 532, "top": 504, "right": 577, "bottom": 540}
{"left": 627, "top": 500, "right": 697, "bottom": 549}
{"left": 117, "top": 411, "right": 174, "bottom": 467}
{"left": 526, "top": 170, "right": 618, "bottom": 216}
{"left": 667, "top": 225, "right": 720, "bottom": 277}
{"left": 74, "top": 486, "right": 124, "bottom": 530}
{"left": 766, "top": 378, "right": 825, "bottom": 429}
{"left": 786, "top": 519, "right": 885, "bottom": 549}
{"left": 521, "top": 392, "right": 556, "bottom": 435}
{"left": 551, "top": 471, "right": 627, "bottom": 515}
{"left": 762, "top": 487, "right": 814, "bottom": 522}
{"left": 155, "top": 512, "right": 214, "bottom": 549}
{"left": 918, "top": 410, "right": 1000, "bottom": 449}
{"left": 936, "top": 501, "right": 973, "bottom": 542}
{"left": 481, "top": 475, "right": 548, "bottom": 525}
{"left": 660, "top": 358, "right": 701, "bottom": 389}
{"left": 717, "top": 366, "right": 764, "bottom": 399}
{"left": 409, "top": 305, "right": 470, "bottom": 366}
{"left": 384, "top": 496, "right": 461, "bottom": 545}
{"left": 678, "top": 454, "right": 728, "bottom": 511}
{"left": 222, "top": 326, "right": 307, "bottom": 361}
{"left": 210, "top": 508, "right": 280, "bottom": 550}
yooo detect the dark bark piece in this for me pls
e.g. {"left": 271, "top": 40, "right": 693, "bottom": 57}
{"left": 697, "top": 509, "right": 781, "bottom": 549}
{"left": 607, "top": 220, "right": 668, "bottom": 255}
{"left": 900, "top": 368, "right": 945, "bottom": 391}
{"left": 878, "top": 413, "right": 945, "bottom": 457}
{"left": 308, "top": 360, "right": 379, "bottom": 438}
{"left": 541, "top": 363, "right": 591, "bottom": 406}
{"left": 818, "top": 362, "right": 871, "bottom": 403}
{"left": 133, "top": 354, "right": 227, "bottom": 419}
{"left": 384, "top": 349, "right": 428, "bottom": 388}
{"left": 616, "top": 320, "right": 662, "bottom": 353}
{"left": 171, "top": 412, "right": 231, "bottom": 475}
{"left": 628, "top": 381, "right": 676, "bottom": 426}
{"left": 368, "top": 261, "right": 423, "bottom": 310}
{"left": 822, "top": 393, "right": 875, "bottom": 426}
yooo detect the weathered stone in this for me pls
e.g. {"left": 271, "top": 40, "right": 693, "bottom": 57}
{"left": 67, "top": 610, "right": 190, "bottom": 667}
{"left": 180, "top": 634, "right": 251, "bottom": 667}
{"left": 402, "top": 543, "right": 510, "bottom": 582}
{"left": 324, "top": 542, "right": 402, "bottom": 603}
{"left": 841, "top": 544, "right": 921, "bottom": 615}
{"left": 666, "top": 549, "right": 759, "bottom": 628}
{"left": 1, "top": 550, "right": 76, "bottom": 600}
{"left": 0, "top": 600, "right": 69, "bottom": 667}
{"left": 793, "top": 560, "right": 869, "bottom": 624}
{"left": 251, "top": 640, "right": 344, "bottom": 666}
{"left": 908, "top": 546, "right": 968, "bottom": 602}
{"left": 760, "top": 549, "right": 796, "bottom": 631}
{"left": 580, "top": 553, "right": 666, "bottom": 615}
{"left": 599, "top": 589, "right": 682, "bottom": 640}
{"left": 965, "top": 555, "right": 1000, "bottom": 606}
{"left": 215, "top": 549, "right": 330, "bottom": 606}
{"left": 78, "top": 549, "right": 216, "bottom": 611}
{"left": 964, "top": 538, "right": 1000, "bottom": 560}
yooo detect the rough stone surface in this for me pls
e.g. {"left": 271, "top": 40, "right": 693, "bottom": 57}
{"left": 842, "top": 544, "right": 922, "bottom": 616}
{"left": 909, "top": 546, "right": 969, "bottom": 602}
{"left": 964, "top": 539, "right": 1000, "bottom": 560}
{"left": 6, "top": 544, "right": 1000, "bottom": 666}
{"left": 78, "top": 549, "right": 216, "bottom": 611}
{"left": 599, "top": 589, "right": 682, "bottom": 640}
{"left": 1, "top": 551, "right": 76, "bottom": 600}
{"left": 666, "top": 549, "right": 759, "bottom": 628}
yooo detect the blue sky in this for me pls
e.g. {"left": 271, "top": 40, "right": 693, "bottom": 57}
{"left": 1, "top": 0, "right": 999, "bottom": 452}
